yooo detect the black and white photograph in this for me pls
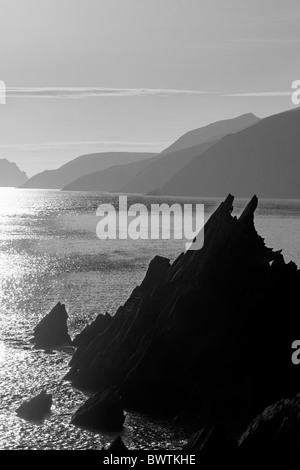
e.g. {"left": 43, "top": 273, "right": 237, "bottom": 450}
{"left": 0, "top": 0, "right": 300, "bottom": 459}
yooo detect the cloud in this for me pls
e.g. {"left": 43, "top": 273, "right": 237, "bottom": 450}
{"left": 4, "top": 86, "right": 294, "bottom": 100}
{"left": 224, "top": 91, "right": 292, "bottom": 97}
{"left": 5, "top": 87, "right": 217, "bottom": 99}
{"left": 0, "top": 140, "right": 171, "bottom": 152}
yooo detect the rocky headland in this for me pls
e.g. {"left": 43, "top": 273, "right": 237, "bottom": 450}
{"left": 30, "top": 194, "right": 300, "bottom": 450}
{"left": 60, "top": 194, "right": 300, "bottom": 449}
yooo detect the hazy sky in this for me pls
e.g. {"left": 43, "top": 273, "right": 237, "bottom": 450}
{"left": 0, "top": 0, "right": 299, "bottom": 176}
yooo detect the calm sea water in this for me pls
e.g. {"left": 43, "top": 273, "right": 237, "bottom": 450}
{"left": 0, "top": 188, "right": 299, "bottom": 450}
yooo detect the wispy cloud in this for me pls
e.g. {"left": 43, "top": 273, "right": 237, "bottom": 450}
{"left": 0, "top": 140, "right": 171, "bottom": 152}
{"left": 5, "top": 86, "right": 294, "bottom": 100}
{"left": 5, "top": 87, "right": 218, "bottom": 99}
{"left": 225, "top": 91, "right": 292, "bottom": 97}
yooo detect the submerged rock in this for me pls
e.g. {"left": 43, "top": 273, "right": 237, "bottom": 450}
{"left": 33, "top": 302, "right": 72, "bottom": 349}
{"left": 71, "top": 386, "right": 125, "bottom": 431}
{"left": 16, "top": 390, "right": 52, "bottom": 421}
{"left": 67, "top": 195, "right": 300, "bottom": 432}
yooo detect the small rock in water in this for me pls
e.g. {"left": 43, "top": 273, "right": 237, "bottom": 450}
{"left": 16, "top": 390, "right": 52, "bottom": 422}
{"left": 32, "top": 302, "right": 72, "bottom": 349}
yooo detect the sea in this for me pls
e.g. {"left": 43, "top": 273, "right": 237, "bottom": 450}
{"left": 0, "top": 188, "right": 299, "bottom": 450}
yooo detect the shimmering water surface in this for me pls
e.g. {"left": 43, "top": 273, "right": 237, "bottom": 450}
{"left": 0, "top": 188, "right": 299, "bottom": 449}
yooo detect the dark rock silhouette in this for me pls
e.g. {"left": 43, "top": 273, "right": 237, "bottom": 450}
{"left": 185, "top": 394, "right": 300, "bottom": 452}
{"left": 21, "top": 152, "right": 156, "bottom": 189}
{"left": 106, "top": 436, "right": 128, "bottom": 451}
{"left": 238, "top": 395, "right": 300, "bottom": 452}
{"left": 16, "top": 390, "right": 52, "bottom": 421}
{"left": 32, "top": 302, "right": 71, "bottom": 349}
{"left": 72, "top": 312, "right": 112, "bottom": 347}
{"left": 0, "top": 158, "right": 28, "bottom": 187}
{"left": 71, "top": 386, "right": 125, "bottom": 431}
{"left": 183, "top": 425, "right": 236, "bottom": 451}
{"left": 64, "top": 312, "right": 113, "bottom": 382}
{"left": 67, "top": 195, "right": 300, "bottom": 433}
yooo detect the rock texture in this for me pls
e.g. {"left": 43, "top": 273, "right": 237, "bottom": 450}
{"left": 16, "top": 390, "right": 52, "bottom": 421}
{"left": 238, "top": 395, "right": 300, "bottom": 452}
{"left": 33, "top": 302, "right": 72, "bottom": 349}
{"left": 67, "top": 195, "right": 300, "bottom": 433}
{"left": 184, "top": 394, "right": 300, "bottom": 452}
{"left": 183, "top": 425, "right": 236, "bottom": 452}
{"left": 71, "top": 386, "right": 125, "bottom": 431}
{"left": 72, "top": 312, "right": 112, "bottom": 348}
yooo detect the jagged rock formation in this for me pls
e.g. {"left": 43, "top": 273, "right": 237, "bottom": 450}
{"left": 72, "top": 312, "right": 112, "bottom": 348}
{"left": 238, "top": 394, "right": 300, "bottom": 451}
{"left": 67, "top": 195, "right": 300, "bottom": 433}
{"left": 183, "top": 425, "right": 236, "bottom": 451}
{"left": 16, "top": 390, "right": 52, "bottom": 421}
{"left": 184, "top": 394, "right": 300, "bottom": 452}
{"left": 71, "top": 386, "right": 125, "bottom": 431}
{"left": 32, "top": 302, "right": 72, "bottom": 349}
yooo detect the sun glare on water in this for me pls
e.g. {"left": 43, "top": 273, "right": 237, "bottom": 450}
{"left": 0, "top": 342, "right": 5, "bottom": 363}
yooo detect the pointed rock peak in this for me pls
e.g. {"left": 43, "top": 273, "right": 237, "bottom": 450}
{"left": 32, "top": 302, "right": 71, "bottom": 349}
{"left": 140, "top": 255, "right": 170, "bottom": 291}
{"left": 66, "top": 195, "right": 299, "bottom": 432}
{"left": 205, "top": 193, "right": 234, "bottom": 226}
{"left": 223, "top": 193, "right": 235, "bottom": 208}
{"left": 238, "top": 195, "right": 258, "bottom": 226}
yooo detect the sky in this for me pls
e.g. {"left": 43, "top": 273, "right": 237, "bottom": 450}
{"left": 0, "top": 0, "right": 299, "bottom": 176}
